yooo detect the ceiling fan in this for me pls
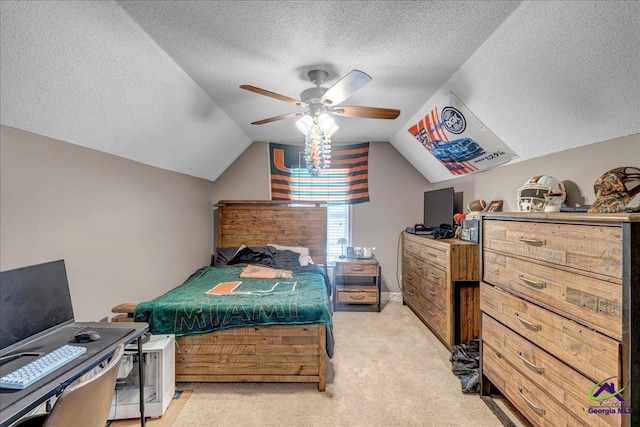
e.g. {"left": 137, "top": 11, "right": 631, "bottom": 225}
{"left": 240, "top": 69, "right": 400, "bottom": 126}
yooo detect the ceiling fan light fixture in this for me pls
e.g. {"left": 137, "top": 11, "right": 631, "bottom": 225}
{"left": 241, "top": 68, "right": 400, "bottom": 177}
{"left": 296, "top": 114, "right": 314, "bottom": 134}
{"left": 317, "top": 113, "right": 337, "bottom": 134}
{"left": 303, "top": 116, "right": 333, "bottom": 178}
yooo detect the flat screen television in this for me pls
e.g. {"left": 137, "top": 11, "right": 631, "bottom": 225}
{"left": 0, "top": 260, "right": 75, "bottom": 358}
{"left": 423, "top": 187, "right": 455, "bottom": 230}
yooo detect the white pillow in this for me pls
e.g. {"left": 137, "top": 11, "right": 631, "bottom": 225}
{"left": 267, "top": 244, "right": 311, "bottom": 266}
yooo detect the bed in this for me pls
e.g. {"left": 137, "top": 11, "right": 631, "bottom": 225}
{"left": 122, "top": 200, "right": 331, "bottom": 391}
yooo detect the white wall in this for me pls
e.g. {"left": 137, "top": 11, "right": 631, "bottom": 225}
{"left": 0, "top": 126, "right": 214, "bottom": 321}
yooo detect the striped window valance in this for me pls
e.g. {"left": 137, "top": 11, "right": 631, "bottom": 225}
{"left": 269, "top": 142, "right": 370, "bottom": 204}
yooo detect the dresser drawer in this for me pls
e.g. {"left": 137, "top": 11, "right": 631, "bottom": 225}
{"left": 336, "top": 287, "right": 378, "bottom": 304}
{"left": 402, "top": 251, "right": 417, "bottom": 270}
{"left": 402, "top": 286, "right": 420, "bottom": 310}
{"left": 483, "top": 314, "right": 621, "bottom": 427}
{"left": 421, "top": 270, "right": 446, "bottom": 311}
{"left": 419, "top": 297, "right": 447, "bottom": 340}
{"left": 424, "top": 264, "right": 446, "bottom": 288}
{"left": 482, "top": 220, "right": 622, "bottom": 279}
{"left": 336, "top": 262, "right": 378, "bottom": 276}
{"left": 403, "top": 279, "right": 420, "bottom": 308}
{"left": 483, "top": 250, "right": 622, "bottom": 340}
{"left": 483, "top": 344, "right": 587, "bottom": 427}
{"left": 403, "top": 237, "right": 422, "bottom": 256}
{"left": 403, "top": 264, "right": 420, "bottom": 288}
{"left": 414, "top": 258, "right": 430, "bottom": 279}
{"left": 420, "top": 244, "right": 447, "bottom": 269}
{"left": 480, "top": 282, "right": 620, "bottom": 383}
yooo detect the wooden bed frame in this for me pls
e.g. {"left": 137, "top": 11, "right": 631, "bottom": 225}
{"left": 114, "top": 200, "right": 329, "bottom": 391}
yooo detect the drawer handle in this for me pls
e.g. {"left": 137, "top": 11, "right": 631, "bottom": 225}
{"left": 426, "top": 308, "right": 435, "bottom": 316}
{"left": 349, "top": 293, "right": 366, "bottom": 300}
{"left": 428, "top": 253, "right": 437, "bottom": 258}
{"left": 415, "top": 266, "right": 424, "bottom": 270}
{"left": 519, "top": 237, "right": 546, "bottom": 246}
{"left": 427, "top": 289, "right": 436, "bottom": 296}
{"left": 519, "top": 275, "right": 547, "bottom": 289}
{"left": 514, "top": 312, "right": 541, "bottom": 331}
{"left": 406, "top": 290, "right": 414, "bottom": 296}
{"left": 518, "top": 387, "right": 546, "bottom": 415}
{"left": 406, "top": 275, "right": 413, "bottom": 280}
{"left": 430, "top": 272, "right": 440, "bottom": 279}
{"left": 517, "top": 351, "right": 545, "bottom": 373}
{"left": 350, "top": 267, "right": 364, "bottom": 271}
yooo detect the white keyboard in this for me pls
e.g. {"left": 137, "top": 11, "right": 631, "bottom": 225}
{"left": 0, "top": 345, "right": 87, "bottom": 390}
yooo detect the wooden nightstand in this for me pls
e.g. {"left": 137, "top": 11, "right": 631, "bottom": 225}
{"left": 333, "top": 257, "right": 381, "bottom": 312}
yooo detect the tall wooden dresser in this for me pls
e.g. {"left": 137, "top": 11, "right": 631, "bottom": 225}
{"left": 479, "top": 212, "right": 639, "bottom": 427}
{"left": 402, "top": 231, "right": 480, "bottom": 348}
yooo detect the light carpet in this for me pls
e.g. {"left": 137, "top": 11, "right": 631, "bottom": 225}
{"left": 171, "top": 300, "right": 504, "bottom": 427}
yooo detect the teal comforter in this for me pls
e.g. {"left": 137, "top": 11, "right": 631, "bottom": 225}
{"left": 133, "top": 266, "right": 332, "bottom": 337}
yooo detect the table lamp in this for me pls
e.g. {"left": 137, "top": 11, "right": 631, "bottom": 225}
{"left": 337, "top": 238, "right": 348, "bottom": 259}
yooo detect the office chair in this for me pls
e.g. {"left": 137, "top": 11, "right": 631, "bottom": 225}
{"left": 15, "top": 343, "right": 125, "bottom": 427}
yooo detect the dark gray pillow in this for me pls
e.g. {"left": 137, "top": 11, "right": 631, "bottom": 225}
{"left": 227, "top": 247, "right": 277, "bottom": 267}
{"left": 272, "top": 249, "right": 302, "bottom": 269}
{"left": 213, "top": 247, "right": 240, "bottom": 267}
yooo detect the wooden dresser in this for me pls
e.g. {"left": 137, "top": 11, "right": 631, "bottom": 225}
{"left": 480, "top": 213, "right": 639, "bottom": 427}
{"left": 402, "top": 231, "right": 480, "bottom": 348}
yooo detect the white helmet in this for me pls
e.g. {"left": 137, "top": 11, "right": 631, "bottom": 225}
{"left": 517, "top": 175, "right": 566, "bottom": 212}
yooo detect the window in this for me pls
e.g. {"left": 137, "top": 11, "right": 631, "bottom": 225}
{"left": 326, "top": 204, "right": 350, "bottom": 262}
{"left": 268, "top": 142, "right": 368, "bottom": 263}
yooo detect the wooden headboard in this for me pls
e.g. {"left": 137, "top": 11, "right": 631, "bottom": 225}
{"left": 216, "top": 200, "right": 327, "bottom": 267}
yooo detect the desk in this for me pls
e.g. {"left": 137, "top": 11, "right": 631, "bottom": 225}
{"left": 0, "top": 322, "right": 148, "bottom": 427}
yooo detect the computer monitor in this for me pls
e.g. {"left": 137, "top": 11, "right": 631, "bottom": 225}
{"left": 423, "top": 187, "right": 455, "bottom": 230}
{"left": 0, "top": 260, "right": 75, "bottom": 357}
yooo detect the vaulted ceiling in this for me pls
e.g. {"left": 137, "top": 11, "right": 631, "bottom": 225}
{"left": 1, "top": 1, "right": 638, "bottom": 183}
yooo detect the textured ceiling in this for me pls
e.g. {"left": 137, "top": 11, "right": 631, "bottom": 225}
{"left": 1, "top": 1, "right": 639, "bottom": 182}
{"left": 117, "top": 0, "right": 521, "bottom": 146}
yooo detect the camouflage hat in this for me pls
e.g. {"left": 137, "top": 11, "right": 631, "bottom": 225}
{"left": 588, "top": 167, "right": 640, "bottom": 213}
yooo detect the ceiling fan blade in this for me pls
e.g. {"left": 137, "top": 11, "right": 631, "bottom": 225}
{"left": 240, "top": 85, "right": 306, "bottom": 107}
{"left": 251, "top": 112, "right": 304, "bottom": 125}
{"left": 320, "top": 70, "right": 372, "bottom": 106}
{"left": 332, "top": 106, "right": 400, "bottom": 120}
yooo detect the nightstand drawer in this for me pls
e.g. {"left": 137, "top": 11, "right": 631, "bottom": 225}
{"left": 336, "top": 287, "right": 378, "bottom": 304}
{"left": 335, "top": 262, "right": 378, "bottom": 276}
